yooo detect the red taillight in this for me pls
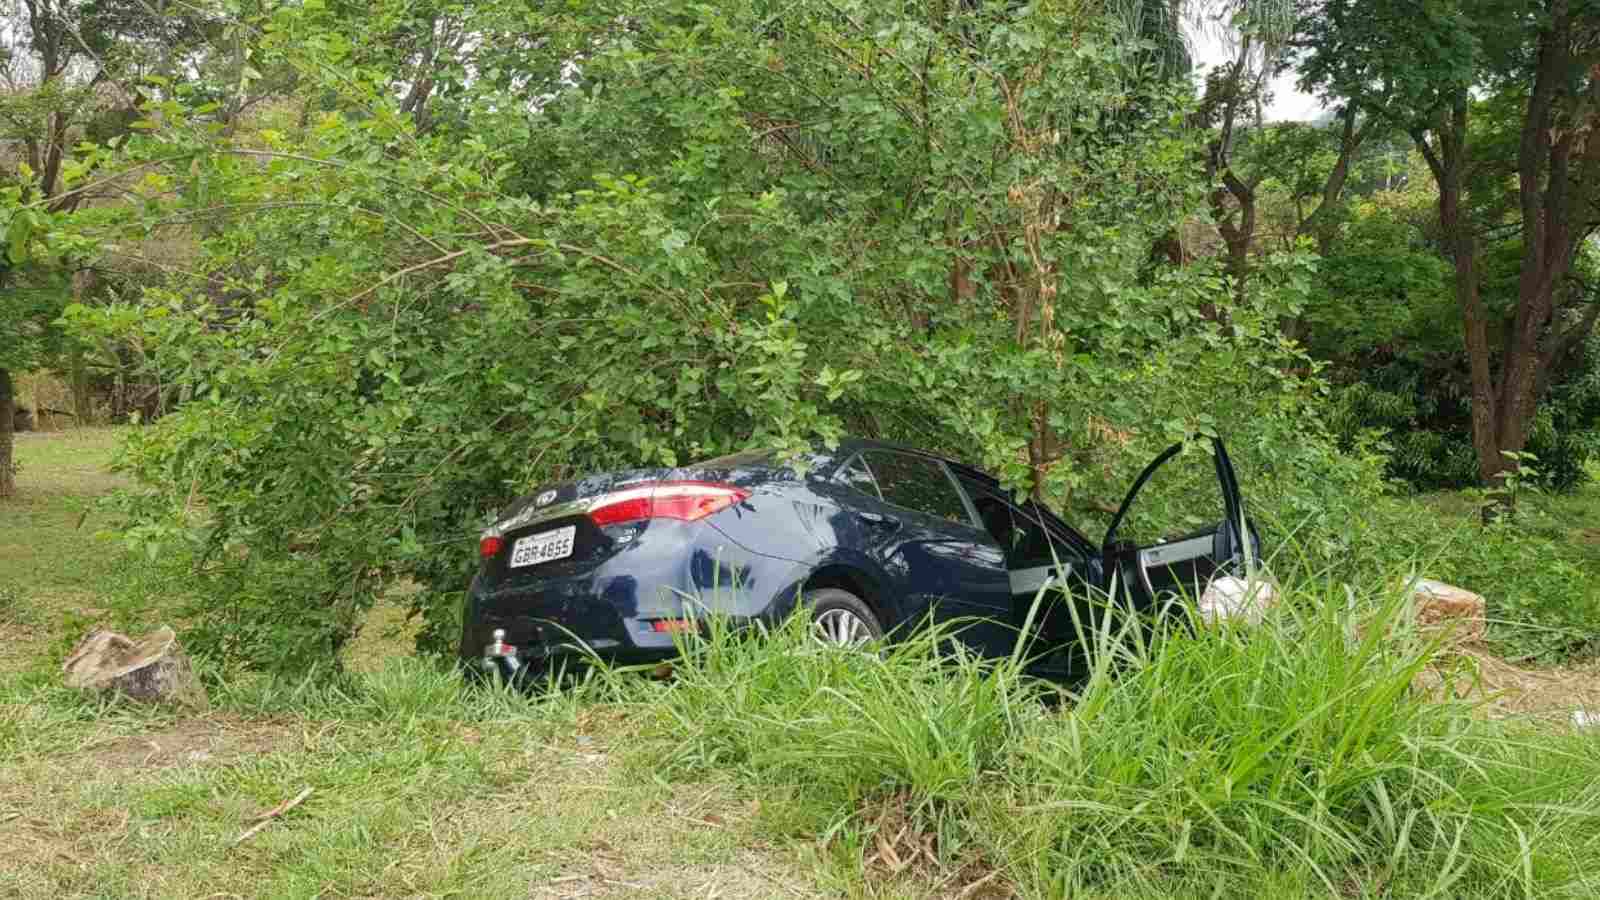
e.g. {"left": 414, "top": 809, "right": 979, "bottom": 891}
{"left": 588, "top": 481, "right": 749, "bottom": 527}
{"left": 479, "top": 535, "right": 504, "bottom": 559}
{"left": 650, "top": 619, "right": 697, "bottom": 633}
{"left": 651, "top": 482, "right": 751, "bottom": 520}
{"left": 588, "top": 487, "right": 655, "bottom": 526}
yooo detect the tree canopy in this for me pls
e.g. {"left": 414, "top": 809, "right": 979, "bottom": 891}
{"left": 1, "top": 0, "right": 1596, "bottom": 668}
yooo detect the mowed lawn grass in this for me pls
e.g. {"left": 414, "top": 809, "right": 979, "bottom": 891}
{"left": 0, "top": 429, "right": 831, "bottom": 900}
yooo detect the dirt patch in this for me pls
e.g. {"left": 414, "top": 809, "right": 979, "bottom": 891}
{"left": 471, "top": 734, "right": 821, "bottom": 899}
{"left": 852, "top": 793, "right": 1012, "bottom": 900}
{"left": 1420, "top": 645, "right": 1600, "bottom": 723}
{"left": 83, "top": 717, "right": 293, "bottom": 771}
{"left": 527, "top": 846, "right": 810, "bottom": 899}
{"left": 0, "top": 618, "right": 46, "bottom": 660}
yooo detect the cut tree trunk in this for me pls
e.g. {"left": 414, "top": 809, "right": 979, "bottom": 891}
{"left": 0, "top": 367, "right": 14, "bottom": 499}
{"left": 62, "top": 627, "right": 210, "bottom": 709}
{"left": 1409, "top": 578, "right": 1488, "bottom": 645}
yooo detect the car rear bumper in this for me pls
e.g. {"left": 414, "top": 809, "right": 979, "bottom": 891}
{"left": 459, "top": 576, "right": 681, "bottom": 669}
{"left": 457, "top": 525, "right": 798, "bottom": 673}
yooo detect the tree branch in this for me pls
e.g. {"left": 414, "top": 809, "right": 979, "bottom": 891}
{"left": 1410, "top": 128, "right": 1445, "bottom": 182}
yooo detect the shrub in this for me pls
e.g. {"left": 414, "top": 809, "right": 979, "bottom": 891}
{"left": 1324, "top": 341, "right": 1600, "bottom": 495}
{"left": 1260, "top": 482, "right": 1600, "bottom": 664}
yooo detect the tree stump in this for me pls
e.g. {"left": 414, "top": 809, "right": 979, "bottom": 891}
{"left": 62, "top": 627, "right": 210, "bottom": 709}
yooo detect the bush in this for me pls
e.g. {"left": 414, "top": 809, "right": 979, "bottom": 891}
{"left": 1325, "top": 357, "right": 1600, "bottom": 495}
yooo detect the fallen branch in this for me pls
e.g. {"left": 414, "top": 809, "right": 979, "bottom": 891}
{"left": 233, "top": 787, "right": 314, "bottom": 846}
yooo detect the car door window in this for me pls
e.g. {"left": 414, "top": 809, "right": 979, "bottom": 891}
{"left": 834, "top": 454, "right": 883, "bottom": 500}
{"left": 861, "top": 451, "right": 971, "bottom": 525}
{"left": 956, "top": 477, "right": 1070, "bottom": 568}
{"left": 1110, "top": 447, "right": 1227, "bottom": 548}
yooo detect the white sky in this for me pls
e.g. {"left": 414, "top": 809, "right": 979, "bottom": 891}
{"left": 1260, "top": 70, "right": 1326, "bottom": 121}
{"left": 1187, "top": 24, "right": 1325, "bottom": 122}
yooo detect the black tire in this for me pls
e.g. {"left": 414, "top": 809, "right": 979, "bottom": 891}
{"left": 804, "top": 588, "right": 885, "bottom": 647}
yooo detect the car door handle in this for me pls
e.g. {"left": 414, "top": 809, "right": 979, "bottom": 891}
{"left": 856, "top": 511, "right": 900, "bottom": 530}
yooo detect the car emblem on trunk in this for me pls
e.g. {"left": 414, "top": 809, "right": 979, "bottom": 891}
{"left": 535, "top": 489, "right": 557, "bottom": 507}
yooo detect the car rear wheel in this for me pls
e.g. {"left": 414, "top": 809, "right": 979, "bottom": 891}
{"left": 804, "top": 588, "right": 884, "bottom": 648}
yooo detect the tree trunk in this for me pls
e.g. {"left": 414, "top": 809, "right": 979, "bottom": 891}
{"left": 1414, "top": 103, "right": 1509, "bottom": 512}
{"left": 1211, "top": 171, "right": 1259, "bottom": 302}
{"left": 0, "top": 367, "right": 14, "bottom": 499}
{"left": 1300, "top": 105, "right": 1367, "bottom": 256}
{"left": 69, "top": 349, "right": 93, "bottom": 423}
{"left": 1444, "top": 179, "right": 1501, "bottom": 489}
{"left": 1432, "top": 10, "right": 1598, "bottom": 516}
{"left": 1489, "top": 4, "right": 1596, "bottom": 494}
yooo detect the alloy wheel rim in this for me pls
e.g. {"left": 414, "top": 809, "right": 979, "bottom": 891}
{"left": 813, "top": 608, "right": 872, "bottom": 648}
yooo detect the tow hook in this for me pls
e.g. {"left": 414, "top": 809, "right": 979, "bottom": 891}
{"left": 483, "top": 628, "right": 523, "bottom": 681}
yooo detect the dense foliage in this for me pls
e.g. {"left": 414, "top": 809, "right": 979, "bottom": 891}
{"left": 54, "top": 0, "right": 1365, "bottom": 671}
{"left": 2, "top": 0, "right": 1594, "bottom": 671}
{"left": 1307, "top": 160, "right": 1600, "bottom": 493}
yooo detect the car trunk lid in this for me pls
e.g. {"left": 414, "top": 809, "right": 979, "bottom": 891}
{"left": 491, "top": 467, "right": 675, "bottom": 533}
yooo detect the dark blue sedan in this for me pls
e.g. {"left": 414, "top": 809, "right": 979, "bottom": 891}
{"left": 462, "top": 437, "right": 1254, "bottom": 681}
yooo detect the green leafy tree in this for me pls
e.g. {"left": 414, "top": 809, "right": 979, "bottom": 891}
{"left": 0, "top": 0, "right": 243, "bottom": 436}
{"left": 0, "top": 0, "right": 219, "bottom": 207}
{"left": 51, "top": 0, "right": 1347, "bottom": 672}
{"left": 0, "top": 196, "right": 80, "bottom": 497}
{"left": 1297, "top": 0, "right": 1600, "bottom": 502}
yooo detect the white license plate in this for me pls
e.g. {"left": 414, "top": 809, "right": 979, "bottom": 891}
{"left": 509, "top": 526, "right": 577, "bottom": 568}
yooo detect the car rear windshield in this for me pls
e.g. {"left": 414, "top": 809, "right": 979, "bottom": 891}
{"left": 691, "top": 449, "right": 776, "bottom": 468}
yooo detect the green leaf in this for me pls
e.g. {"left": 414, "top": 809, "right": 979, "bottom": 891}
{"left": 7, "top": 214, "right": 33, "bottom": 265}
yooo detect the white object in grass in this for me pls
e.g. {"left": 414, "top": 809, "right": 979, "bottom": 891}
{"left": 1198, "top": 574, "right": 1278, "bottom": 626}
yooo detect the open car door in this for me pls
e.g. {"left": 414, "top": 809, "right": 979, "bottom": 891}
{"left": 1100, "top": 437, "right": 1252, "bottom": 611}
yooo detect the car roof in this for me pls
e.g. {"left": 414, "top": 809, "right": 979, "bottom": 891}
{"left": 831, "top": 437, "right": 990, "bottom": 478}
{"left": 696, "top": 437, "right": 1000, "bottom": 487}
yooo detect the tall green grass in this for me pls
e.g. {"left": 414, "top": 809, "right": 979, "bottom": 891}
{"left": 635, "top": 613, "right": 1046, "bottom": 826}
{"left": 991, "top": 582, "right": 1600, "bottom": 897}
{"left": 622, "top": 579, "right": 1600, "bottom": 898}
